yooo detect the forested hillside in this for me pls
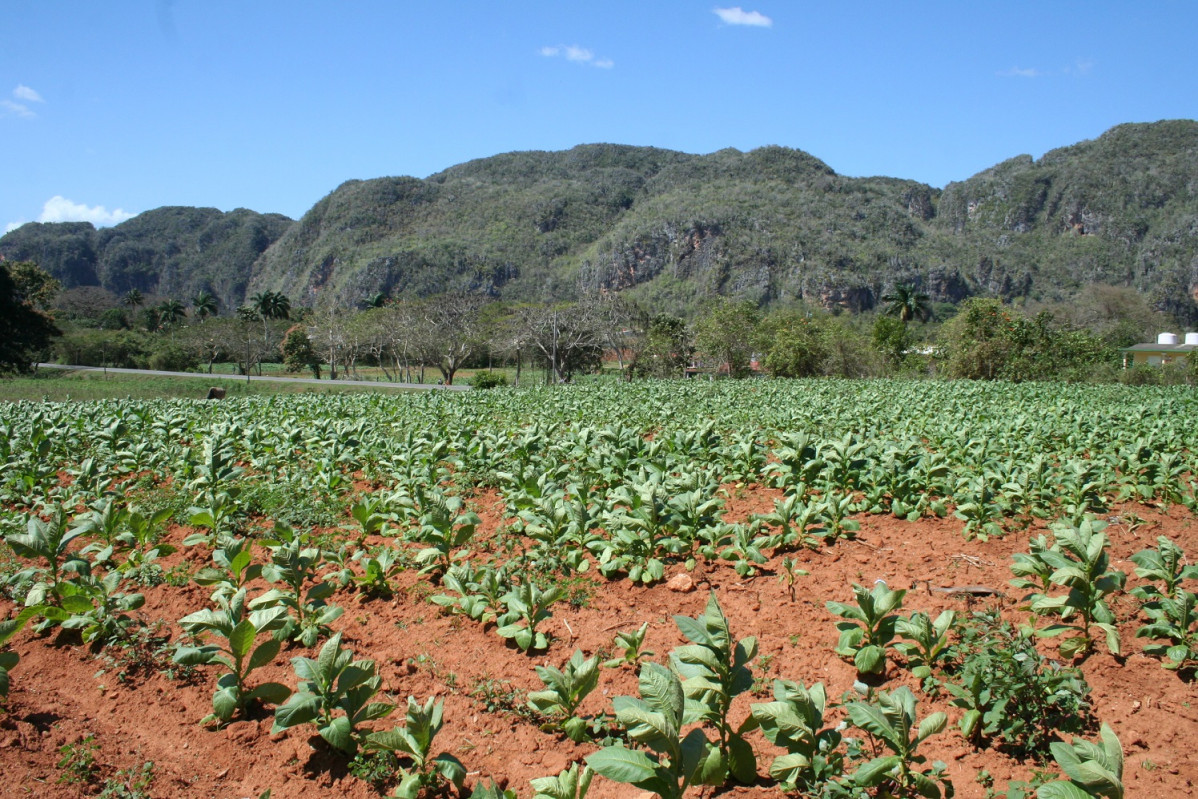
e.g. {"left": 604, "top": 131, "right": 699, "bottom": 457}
{"left": 0, "top": 207, "right": 292, "bottom": 312}
{"left": 5, "top": 121, "right": 1197, "bottom": 323}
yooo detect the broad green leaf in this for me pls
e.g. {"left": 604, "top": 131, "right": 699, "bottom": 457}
{"left": 586, "top": 745, "right": 659, "bottom": 784}
{"left": 1036, "top": 783, "right": 1097, "bottom": 799}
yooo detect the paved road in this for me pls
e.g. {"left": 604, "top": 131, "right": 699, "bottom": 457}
{"left": 36, "top": 363, "right": 470, "bottom": 391}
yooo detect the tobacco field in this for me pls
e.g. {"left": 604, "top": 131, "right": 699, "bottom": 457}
{"left": 1, "top": 378, "right": 1196, "bottom": 798}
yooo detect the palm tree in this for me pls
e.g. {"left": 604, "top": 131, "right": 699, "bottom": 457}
{"left": 191, "top": 290, "right": 218, "bottom": 320}
{"left": 881, "top": 284, "right": 932, "bottom": 324}
{"left": 157, "top": 298, "right": 186, "bottom": 329}
{"left": 122, "top": 288, "right": 144, "bottom": 309}
{"left": 250, "top": 291, "right": 290, "bottom": 322}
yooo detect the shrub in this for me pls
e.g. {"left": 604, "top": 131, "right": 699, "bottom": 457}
{"left": 471, "top": 371, "right": 508, "bottom": 389}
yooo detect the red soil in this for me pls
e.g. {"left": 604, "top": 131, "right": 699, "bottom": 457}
{"left": 1, "top": 496, "right": 1195, "bottom": 798}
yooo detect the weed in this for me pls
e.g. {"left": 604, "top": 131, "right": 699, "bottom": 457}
{"left": 56, "top": 734, "right": 100, "bottom": 785}
{"left": 98, "top": 761, "right": 155, "bottom": 799}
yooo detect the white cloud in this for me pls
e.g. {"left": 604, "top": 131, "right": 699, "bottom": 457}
{"left": 38, "top": 196, "right": 135, "bottom": 227}
{"left": 539, "top": 44, "right": 614, "bottom": 68}
{"left": 997, "top": 66, "right": 1041, "bottom": 78}
{"left": 1, "top": 99, "right": 35, "bottom": 118}
{"left": 564, "top": 45, "right": 594, "bottom": 63}
{"left": 713, "top": 7, "right": 773, "bottom": 27}
{"left": 14, "top": 85, "right": 44, "bottom": 103}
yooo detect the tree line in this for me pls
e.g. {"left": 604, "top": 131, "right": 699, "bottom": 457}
{"left": 3, "top": 258, "right": 1196, "bottom": 386}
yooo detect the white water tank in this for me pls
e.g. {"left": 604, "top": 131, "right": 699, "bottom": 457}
{"left": 1158, "top": 332, "right": 1178, "bottom": 345}
{"left": 1186, "top": 332, "right": 1198, "bottom": 346}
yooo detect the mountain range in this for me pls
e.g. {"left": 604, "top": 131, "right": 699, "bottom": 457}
{"left": 4, "top": 120, "right": 1196, "bottom": 323}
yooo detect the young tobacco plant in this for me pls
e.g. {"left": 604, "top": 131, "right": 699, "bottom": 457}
{"left": 846, "top": 686, "right": 951, "bottom": 799}
{"left": 5, "top": 507, "right": 89, "bottom": 606}
{"left": 894, "top": 610, "right": 957, "bottom": 681}
{"left": 750, "top": 680, "right": 845, "bottom": 793}
{"left": 1020, "top": 518, "right": 1126, "bottom": 657}
{"left": 174, "top": 588, "right": 292, "bottom": 724}
{"left": 350, "top": 546, "right": 406, "bottom": 599}
{"left": 827, "top": 581, "right": 906, "bottom": 676}
{"left": 586, "top": 662, "right": 723, "bottom": 799}
{"left": 530, "top": 762, "right": 593, "bottom": 799}
{"left": 1037, "top": 723, "right": 1123, "bottom": 799}
{"left": 192, "top": 537, "right": 262, "bottom": 604}
{"left": 254, "top": 523, "right": 344, "bottom": 647}
{"left": 411, "top": 494, "right": 480, "bottom": 578}
{"left": 602, "top": 622, "right": 654, "bottom": 669}
{"left": 364, "top": 696, "right": 466, "bottom": 799}
{"left": 1135, "top": 589, "right": 1198, "bottom": 674}
{"left": 528, "top": 649, "right": 601, "bottom": 742}
{"left": 496, "top": 580, "right": 562, "bottom": 652}
{"left": 670, "top": 591, "right": 759, "bottom": 784}
{"left": 0, "top": 605, "right": 47, "bottom": 706}
{"left": 1130, "top": 536, "right": 1198, "bottom": 602}
{"left": 430, "top": 562, "right": 508, "bottom": 623}
{"left": 272, "top": 632, "right": 394, "bottom": 756}
{"left": 52, "top": 571, "right": 145, "bottom": 648}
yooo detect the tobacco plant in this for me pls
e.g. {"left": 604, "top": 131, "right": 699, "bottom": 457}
{"left": 586, "top": 662, "right": 723, "bottom": 799}
{"left": 192, "top": 537, "right": 262, "bottom": 603}
{"left": 530, "top": 762, "right": 593, "bottom": 799}
{"left": 364, "top": 696, "right": 466, "bottom": 799}
{"left": 670, "top": 591, "right": 759, "bottom": 784}
{"left": 350, "top": 546, "right": 406, "bottom": 599}
{"left": 53, "top": 571, "right": 145, "bottom": 648}
{"left": 430, "top": 562, "right": 509, "bottom": 623}
{"left": 5, "top": 506, "right": 89, "bottom": 606}
{"left": 528, "top": 649, "right": 601, "bottom": 742}
{"left": 411, "top": 494, "right": 480, "bottom": 578}
{"left": 174, "top": 588, "right": 292, "bottom": 724}
{"left": 254, "top": 523, "right": 343, "bottom": 646}
{"left": 846, "top": 686, "right": 951, "bottom": 799}
{"left": 1130, "top": 536, "right": 1197, "bottom": 602}
{"left": 496, "top": 580, "right": 562, "bottom": 652}
{"left": 1037, "top": 723, "right": 1123, "bottom": 799}
{"left": 602, "top": 622, "right": 654, "bottom": 669}
{"left": 1021, "top": 518, "right": 1126, "bottom": 657}
{"left": 894, "top": 610, "right": 957, "bottom": 680}
{"left": 750, "top": 680, "right": 845, "bottom": 793}
{"left": 827, "top": 581, "right": 906, "bottom": 675}
{"left": 272, "top": 632, "right": 394, "bottom": 756}
{"left": 1135, "top": 589, "right": 1198, "bottom": 674}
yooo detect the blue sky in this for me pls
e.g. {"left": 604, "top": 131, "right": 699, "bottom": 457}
{"left": 4, "top": 1, "right": 1196, "bottom": 232}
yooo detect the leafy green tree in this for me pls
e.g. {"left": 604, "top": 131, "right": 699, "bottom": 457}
{"left": 873, "top": 315, "right": 915, "bottom": 369}
{"left": 693, "top": 297, "right": 760, "bottom": 378}
{"left": 632, "top": 314, "right": 691, "bottom": 378}
{"left": 881, "top": 284, "right": 932, "bottom": 323}
{"left": 6, "top": 260, "right": 61, "bottom": 310}
{"left": 281, "top": 324, "right": 321, "bottom": 377}
{"left": 0, "top": 262, "right": 61, "bottom": 373}
{"left": 760, "top": 311, "right": 826, "bottom": 378}
{"left": 938, "top": 298, "right": 1019, "bottom": 380}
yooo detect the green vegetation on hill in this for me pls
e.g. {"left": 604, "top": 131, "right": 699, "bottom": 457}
{"left": 0, "top": 207, "right": 292, "bottom": 313}
{"left": 4, "top": 121, "right": 1197, "bottom": 324}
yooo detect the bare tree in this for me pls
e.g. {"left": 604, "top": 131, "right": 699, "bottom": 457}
{"left": 419, "top": 295, "right": 486, "bottom": 385}
{"left": 308, "top": 308, "right": 350, "bottom": 380}
{"left": 520, "top": 302, "right": 605, "bottom": 384}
